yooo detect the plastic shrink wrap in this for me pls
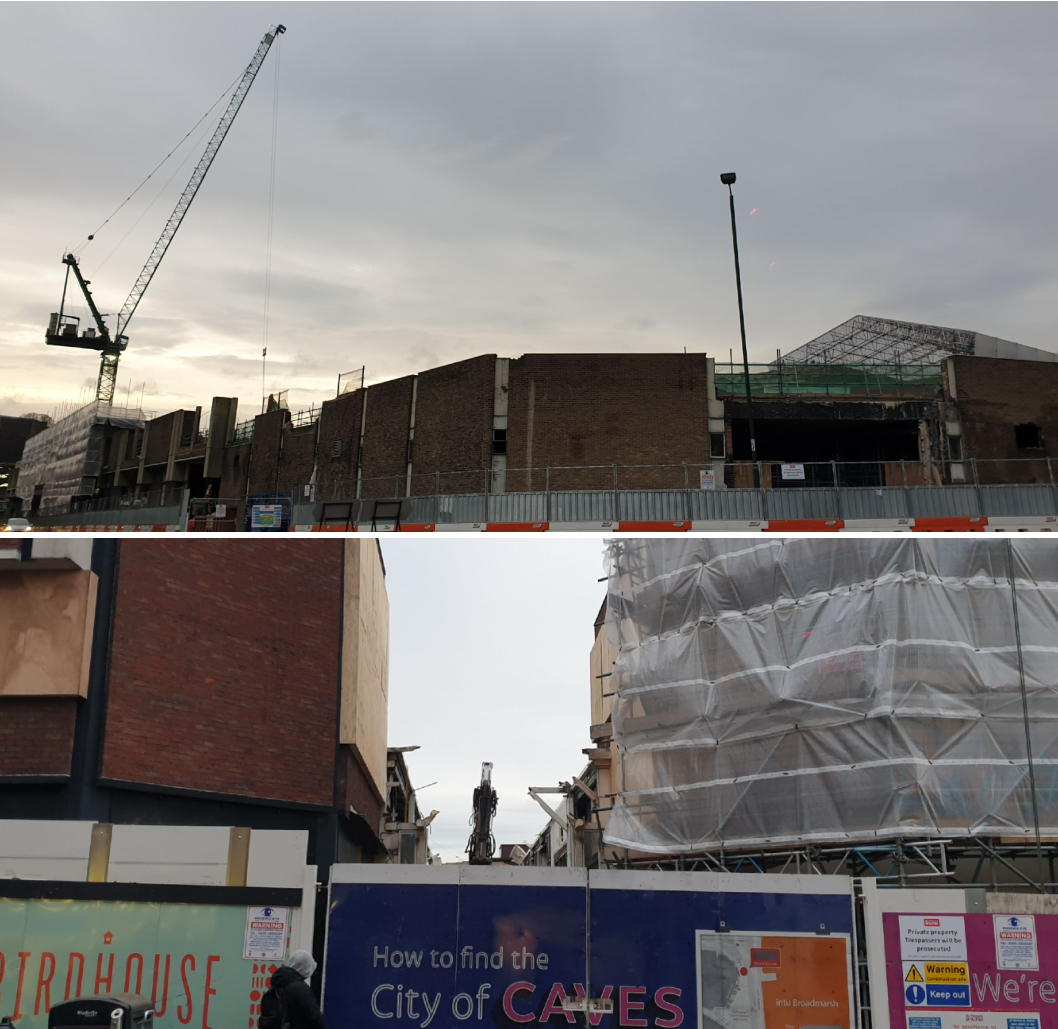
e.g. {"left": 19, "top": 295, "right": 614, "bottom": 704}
{"left": 16, "top": 401, "right": 144, "bottom": 514}
{"left": 603, "top": 538, "right": 1058, "bottom": 854}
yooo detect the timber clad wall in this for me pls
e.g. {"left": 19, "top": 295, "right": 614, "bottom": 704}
{"left": 952, "top": 356, "right": 1058, "bottom": 481}
{"left": 340, "top": 540, "right": 389, "bottom": 803}
{"left": 101, "top": 540, "right": 343, "bottom": 806}
{"left": 0, "top": 697, "right": 77, "bottom": 776}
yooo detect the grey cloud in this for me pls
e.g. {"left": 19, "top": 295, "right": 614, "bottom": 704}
{"left": 2, "top": 2, "right": 1057, "bottom": 419}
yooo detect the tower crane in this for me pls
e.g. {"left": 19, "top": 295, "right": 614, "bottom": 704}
{"left": 466, "top": 762, "right": 498, "bottom": 865}
{"left": 45, "top": 23, "right": 286, "bottom": 405}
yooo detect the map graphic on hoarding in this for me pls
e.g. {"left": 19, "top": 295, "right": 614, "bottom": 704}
{"left": 696, "top": 931, "right": 852, "bottom": 1029}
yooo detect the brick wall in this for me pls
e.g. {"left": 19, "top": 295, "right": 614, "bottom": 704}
{"left": 0, "top": 697, "right": 78, "bottom": 776}
{"left": 219, "top": 442, "right": 252, "bottom": 498}
{"left": 412, "top": 355, "right": 495, "bottom": 495}
{"left": 275, "top": 426, "right": 318, "bottom": 495}
{"left": 246, "top": 410, "right": 287, "bottom": 494}
{"left": 505, "top": 353, "right": 713, "bottom": 490}
{"left": 101, "top": 539, "right": 342, "bottom": 806}
{"left": 316, "top": 390, "right": 367, "bottom": 497}
{"left": 359, "top": 376, "right": 415, "bottom": 497}
{"left": 953, "top": 356, "right": 1058, "bottom": 483}
{"left": 226, "top": 352, "right": 725, "bottom": 497}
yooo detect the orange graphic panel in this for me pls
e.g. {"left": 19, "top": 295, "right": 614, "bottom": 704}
{"left": 759, "top": 936, "right": 851, "bottom": 1029}
{"left": 697, "top": 931, "right": 851, "bottom": 1029}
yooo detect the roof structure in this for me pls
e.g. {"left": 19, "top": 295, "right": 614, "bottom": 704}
{"left": 782, "top": 315, "right": 978, "bottom": 364}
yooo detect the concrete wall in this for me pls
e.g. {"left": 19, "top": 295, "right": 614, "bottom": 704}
{"left": 0, "top": 569, "right": 97, "bottom": 697}
{"left": 340, "top": 540, "right": 390, "bottom": 802}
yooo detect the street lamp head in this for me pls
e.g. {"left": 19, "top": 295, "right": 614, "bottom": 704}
{"left": 720, "top": 172, "right": 737, "bottom": 185}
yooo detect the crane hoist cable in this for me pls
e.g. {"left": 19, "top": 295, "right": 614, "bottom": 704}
{"left": 262, "top": 29, "right": 282, "bottom": 384}
{"left": 46, "top": 23, "right": 287, "bottom": 406}
{"left": 70, "top": 70, "right": 243, "bottom": 258}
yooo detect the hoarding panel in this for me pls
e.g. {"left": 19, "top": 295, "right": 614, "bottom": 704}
{"left": 589, "top": 875, "right": 855, "bottom": 1029}
{"left": 883, "top": 912, "right": 1058, "bottom": 1029}
{"left": 322, "top": 869, "right": 856, "bottom": 1029}
{"left": 324, "top": 874, "right": 586, "bottom": 1029}
{"left": 0, "top": 897, "right": 283, "bottom": 1029}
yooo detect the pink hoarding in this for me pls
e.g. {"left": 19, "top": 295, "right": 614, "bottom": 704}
{"left": 885, "top": 913, "right": 1057, "bottom": 1029}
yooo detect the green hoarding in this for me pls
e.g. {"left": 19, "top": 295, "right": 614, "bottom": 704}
{"left": 0, "top": 898, "right": 284, "bottom": 1029}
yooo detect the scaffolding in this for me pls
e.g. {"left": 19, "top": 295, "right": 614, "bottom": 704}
{"left": 15, "top": 400, "right": 145, "bottom": 515}
{"left": 602, "top": 539, "right": 1058, "bottom": 866}
{"left": 782, "top": 315, "right": 978, "bottom": 365}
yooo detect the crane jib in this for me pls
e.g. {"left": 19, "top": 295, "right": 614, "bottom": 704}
{"left": 114, "top": 24, "right": 286, "bottom": 339}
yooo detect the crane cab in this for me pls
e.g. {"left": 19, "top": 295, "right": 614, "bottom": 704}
{"left": 46, "top": 313, "right": 127, "bottom": 352}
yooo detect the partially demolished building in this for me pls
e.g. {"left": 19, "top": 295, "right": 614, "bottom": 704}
{"left": 591, "top": 538, "right": 1058, "bottom": 884}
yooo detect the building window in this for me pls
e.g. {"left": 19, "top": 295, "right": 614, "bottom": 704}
{"left": 492, "top": 428, "right": 507, "bottom": 456}
{"left": 948, "top": 435, "right": 962, "bottom": 461}
{"left": 399, "top": 830, "right": 417, "bottom": 865}
{"left": 710, "top": 433, "right": 726, "bottom": 459}
{"left": 331, "top": 439, "right": 342, "bottom": 458}
{"left": 1015, "top": 423, "right": 1043, "bottom": 449}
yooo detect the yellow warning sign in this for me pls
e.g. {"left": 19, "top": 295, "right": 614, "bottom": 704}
{"left": 905, "top": 965, "right": 924, "bottom": 983}
{"left": 925, "top": 962, "right": 969, "bottom": 984}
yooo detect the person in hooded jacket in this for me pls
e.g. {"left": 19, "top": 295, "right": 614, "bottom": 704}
{"left": 269, "top": 950, "right": 328, "bottom": 1029}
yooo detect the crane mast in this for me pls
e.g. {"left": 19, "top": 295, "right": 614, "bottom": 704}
{"left": 45, "top": 23, "right": 285, "bottom": 404}
{"left": 466, "top": 762, "right": 498, "bottom": 865}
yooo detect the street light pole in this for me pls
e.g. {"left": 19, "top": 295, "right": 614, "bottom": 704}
{"left": 720, "top": 172, "right": 759, "bottom": 487}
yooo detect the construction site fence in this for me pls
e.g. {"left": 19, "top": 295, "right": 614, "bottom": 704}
{"left": 294, "top": 481, "right": 1058, "bottom": 527}
{"left": 328, "top": 457, "right": 1058, "bottom": 499}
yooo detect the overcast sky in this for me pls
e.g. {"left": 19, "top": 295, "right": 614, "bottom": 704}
{"left": 383, "top": 536, "right": 605, "bottom": 862}
{"left": 2, "top": 3, "right": 1057, "bottom": 420}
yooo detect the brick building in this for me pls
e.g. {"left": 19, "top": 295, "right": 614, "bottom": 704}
{"left": 0, "top": 537, "right": 391, "bottom": 873}
{"left": 16, "top": 318, "right": 1058, "bottom": 512}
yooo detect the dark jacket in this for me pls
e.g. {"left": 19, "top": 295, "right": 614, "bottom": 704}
{"left": 271, "top": 965, "right": 327, "bottom": 1029}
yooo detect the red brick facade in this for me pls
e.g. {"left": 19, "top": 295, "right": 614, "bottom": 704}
{"left": 244, "top": 351, "right": 716, "bottom": 498}
{"left": 951, "top": 356, "right": 1058, "bottom": 483}
{"left": 0, "top": 697, "right": 78, "bottom": 776}
{"left": 101, "top": 539, "right": 343, "bottom": 806}
{"left": 505, "top": 353, "right": 712, "bottom": 490}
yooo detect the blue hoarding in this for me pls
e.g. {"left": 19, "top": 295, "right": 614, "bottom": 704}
{"left": 323, "top": 866, "right": 856, "bottom": 1029}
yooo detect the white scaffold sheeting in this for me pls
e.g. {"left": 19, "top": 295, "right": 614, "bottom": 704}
{"left": 16, "top": 401, "right": 144, "bottom": 514}
{"left": 602, "top": 538, "right": 1058, "bottom": 854}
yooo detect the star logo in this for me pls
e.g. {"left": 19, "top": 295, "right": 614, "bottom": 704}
{"left": 104, "top": 932, "right": 114, "bottom": 945}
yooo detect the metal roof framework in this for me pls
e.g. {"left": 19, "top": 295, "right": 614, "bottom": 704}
{"left": 782, "top": 314, "right": 977, "bottom": 365}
